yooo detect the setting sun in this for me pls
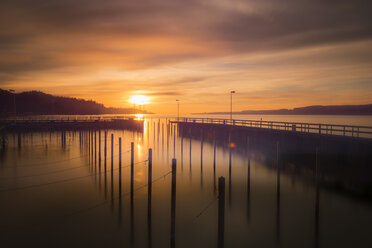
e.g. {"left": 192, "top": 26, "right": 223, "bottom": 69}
{"left": 129, "top": 95, "right": 150, "bottom": 105}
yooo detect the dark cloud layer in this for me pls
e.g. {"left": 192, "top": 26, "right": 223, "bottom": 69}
{"left": 1, "top": 0, "right": 371, "bottom": 76}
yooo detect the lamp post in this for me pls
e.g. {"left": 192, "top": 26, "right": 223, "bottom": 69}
{"left": 9, "top": 89, "right": 16, "bottom": 116}
{"left": 230, "top": 91, "right": 235, "bottom": 121}
{"left": 176, "top": 99, "right": 180, "bottom": 121}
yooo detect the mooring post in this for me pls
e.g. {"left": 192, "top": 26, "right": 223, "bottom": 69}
{"left": 148, "top": 148, "right": 153, "bottom": 248}
{"left": 147, "top": 121, "right": 150, "bottom": 144}
{"left": 218, "top": 177, "right": 225, "bottom": 248}
{"left": 213, "top": 135, "right": 217, "bottom": 192}
{"left": 94, "top": 130, "right": 97, "bottom": 167}
{"left": 173, "top": 125, "right": 176, "bottom": 158}
{"left": 201, "top": 130, "right": 204, "bottom": 166}
{"left": 315, "top": 147, "right": 319, "bottom": 248}
{"left": 1, "top": 133, "right": 5, "bottom": 150}
{"left": 158, "top": 119, "right": 160, "bottom": 136}
{"left": 131, "top": 142, "right": 134, "bottom": 200}
{"left": 91, "top": 131, "right": 94, "bottom": 161}
{"left": 181, "top": 126, "right": 183, "bottom": 169}
{"left": 276, "top": 141, "right": 280, "bottom": 244}
{"left": 213, "top": 134, "right": 217, "bottom": 169}
{"left": 162, "top": 123, "right": 164, "bottom": 148}
{"left": 247, "top": 136, "right": 251, "bottom": 222}
{"left": 189, "top": 129, "right": 192, "bottom": 165}
{"left": 119, "top": 137, "right": 122, "bottom": 197}
{"left": 171, "top": 158, "right": 177, "bottom": 248}
{"left": 88, "top": 130, "right": 90, "bottom": 158}
{"left": 17, "top": 133, "right": 21, "bottom": 151}
{"left": 228, "top": 132, "right": 232, "bottom": 205}
{"left": 130, "top": 142, "right": 135, "bottom": 245}
{"left": 104, "top": 131, "right": 107, "bottom": 171}
{"left": 111, "top": 133, "right": 114, "bottom": 202}
{"left": 99, "top": 130, "right": 101, "bottom": 171}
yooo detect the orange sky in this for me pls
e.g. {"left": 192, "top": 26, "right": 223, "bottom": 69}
{"left": 1, "top": 0, "right": 371, "bottom": 114}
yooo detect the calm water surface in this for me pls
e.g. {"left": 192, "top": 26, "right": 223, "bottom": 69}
{"left": 0, "top": 118, "right": 371, "bottom": 247}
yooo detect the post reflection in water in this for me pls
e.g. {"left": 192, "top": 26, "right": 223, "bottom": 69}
{"left": 0, "top": 117, "right": 371, "bottom": 248}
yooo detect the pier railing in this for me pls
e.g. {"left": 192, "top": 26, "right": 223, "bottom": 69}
{"left": 0, "top": 115, "right": 136, "bottom": 123}
{"left": 174, "top": 117, "right": 372, "bottom": 138}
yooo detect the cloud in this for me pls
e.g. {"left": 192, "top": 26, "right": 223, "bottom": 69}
{"left": 0, "top": 0, "right": 371, "bottom": 113}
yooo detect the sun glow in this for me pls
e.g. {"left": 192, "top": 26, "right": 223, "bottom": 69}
{"left": 129, "top": 95, "right": 150, "bottom": 105}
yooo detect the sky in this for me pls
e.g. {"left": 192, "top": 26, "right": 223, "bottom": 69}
{"left": 0, "top": 0, "right": 371, "bottom": 114}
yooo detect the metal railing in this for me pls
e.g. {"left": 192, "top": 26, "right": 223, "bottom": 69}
{"left": 174, "top": 117, "right": 372, "bottom": 138}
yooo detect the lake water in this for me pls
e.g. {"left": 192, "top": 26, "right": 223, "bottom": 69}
{"left": 0, "top": 118, "right": 371, "bottom": 247}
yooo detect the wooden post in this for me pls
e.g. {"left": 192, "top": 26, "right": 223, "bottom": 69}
{"left": 218, "top": 177, "right": 225, "bottom": 248}
{"left": 171, "top": 158, "right": 177, "bottom": 248}
{"left": 173, "top": 124, "right": 176, "bottom": 158}
{"left": 147, "top": 121, "right": 150, "bottom": 144}
{"left": 91, "top": 131, "right": 94, "bottom": 162}
{"left": 189, "top": 134, "right": 192, "bottom": 169}
{"left": 111, "top": 134, "right": 114, "bottom": 202}
{"left": 158, "top": 119, "right": 160, "bottom": 137}
{"left": 119, "top": 137, "right": 122, "bottom": 198}
{"left": 88, "top": 130, "right": 90, "bottom": 158}
{"left": 319, "top": 124, "right": 321, "bottom": 135}
{"left": 228, "top": 132, "right": 232, "bottom": 205}
{"left": 213, "top": 135, "right": 217, "bottom": 169}
{"left": 94, "top": 130, "right": 97, "bottom": 167}
{"left": 315, "top": 147, "right": 319, "bottom": 248}
{"left": 17, "top": 133, "right": 21, "bottom": 151}
{"left": 247, "top": 136, "right": 251, "bottom": 222}
{"left": 130, "top": 143, "right": 135, "bottom": 245}
{"left": 181, "top": 127, "right": 184, "bottom": 169}
{"left": 1, "top": 132, "right": 5, "bottom": 150}
{"left": 276, "top": 141, "right": 280, "bottom": 244}
{"left": 162, "top": 123, "right": 164, "bottom": 148}
{"left": 201, "top": 130, "right": 204, "bottom": 167}
{"left": 104, "top": 131, "right": 107, "bottom": 198}
{"left": 131, "top": 142, "right": 134, "bottom": 200}
{"left": 99, "top": 130, "right": 101, "bottom": 171}
{"left": 148, "top": 148, "right": 152, "bottom": 248}
{"left": 104, "top": 131, "right": 107, "bottom": 171}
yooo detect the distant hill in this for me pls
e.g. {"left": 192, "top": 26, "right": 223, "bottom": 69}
{"left": 198, "top": 104, "right": 372, "bottom": 115}
{"left": 0, "top": 89, "right": 150, "bottom": 116}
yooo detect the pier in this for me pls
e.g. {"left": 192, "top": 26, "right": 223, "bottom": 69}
{"left": 0, "top": 116, "right": 144, "bottom": 131}
{"left": 171, "top": 117, "right": 372, "bottom": 138}
{"left": 172, "top": 117, "right": 372, "bottom": 199}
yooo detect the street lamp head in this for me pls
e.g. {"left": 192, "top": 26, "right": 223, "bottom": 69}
{"left": 176, "top": 99, "right": 179, "bottom": 102}
{"left": 231, "top": 91, "right": 235, "bottom": 94}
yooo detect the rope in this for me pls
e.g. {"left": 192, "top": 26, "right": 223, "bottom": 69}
{"left": 0, "top": 168, "right": 173, "bottom": 233}
{"left": 192, "top": 196, "right": 218, "bottom": 221}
